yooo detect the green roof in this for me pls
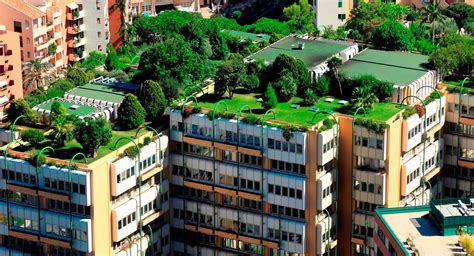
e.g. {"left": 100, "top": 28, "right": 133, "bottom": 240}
{"left": 40, "top": 101, "right": 97, "bottom": 117}
{"left": 340, "top": 49, "right": 430, "bottom": 86}
{"left": 192, "top": 92, "right": 402, "bottom": 127}
{"left": 248, "top": 37, "right": 351, "bottom": 68}
{"left": 67, "top": 83, "right": 128, "bottom": 103}
{"left": 223, "top": 30, "right": 270, "bottom": 42}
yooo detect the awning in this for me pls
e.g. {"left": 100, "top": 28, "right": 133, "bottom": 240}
{"left": 0, "top": 96, "right": 9, "bottom": 105}
{"left": 67, "top": 3, "right": 78, "bottom": 9}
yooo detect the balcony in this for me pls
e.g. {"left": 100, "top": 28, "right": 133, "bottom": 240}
{"left": 67, "top": 24, "right": 85, "bottom": 34}
{"left": 353, "top": 167, "right": 386, "bottom": 206}
{"left": 68, "top": 54, "right": 79, "bottom": 62}
{"left": 67, "top": 10, "right": 84, "bottom": 20}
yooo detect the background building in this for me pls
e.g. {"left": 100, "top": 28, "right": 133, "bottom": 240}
{"left": 0, "top": 24, "right": 23, "bottom": 120}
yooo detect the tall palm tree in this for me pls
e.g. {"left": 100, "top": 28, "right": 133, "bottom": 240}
{"left": 421, "top": 0, "right": 444, "bottom": 45}
{"left": 327, "top": 56, "right": 343, "bottom": 96}
{"left": 22, "top": 59, "right": 54, "bottom": 93}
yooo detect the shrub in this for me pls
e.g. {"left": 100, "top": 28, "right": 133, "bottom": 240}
{"left": 123, "top": 146, "right": 139, "bottom": 159}
{"left": 31, "top": 154, "right": 46, "bottom": 167}
{"left": 354, "top": 118, "right": 388, "bottom": 134}
{"left": 403, "top": 106, "right": 417, "bottom": 119}
{"left": 242, "top": 115, "right": 260, "bottom": 125}
{"left": 273, "top": 70, "right": 297, "bottom": 101}
{"left": 192, "top": 106, "right": 202, "bottom": 114}
{"left": 118, "top": 94, "right": 146, "bottom": 130}
{"left": 372, "top": 20, "right": 415, "bottom": 51}
{"left": 73, "top": 118, "right": 112, "bottom": 157}
{"left": 415, "top": 39, "right": 436, "bottom": 55}
{"left": 314, "top": 76, "right": 330, "bottom": 96}
{"left": 6, "top": 99, "right": 34, "bottom": 124}
{"left": 262, "top": 84, "right": 278, "bottom": 109}
{"left": 137, "top": 80, "right": 168, "bottom": 119}
{"left": 302, "top": 88, "right": 317, "bottom": 106}
{"left": 282, "top": 125, "right": 294, "bottom": 141}
{"left": 21, "top": 128, "right": 45, "bottom": 147}
{"left": 143, "top": 136, "right": 152, "bottom": 146}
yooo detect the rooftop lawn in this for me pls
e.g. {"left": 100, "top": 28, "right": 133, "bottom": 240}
{"left": 192, "top": 92, "right": 402, "bottom": 127}
{"left": 223, "top": 30, "right": 270, "bottom": 42}
{"left": 248, "top": 37, "right": 351, "bottom": 67}
{"left": 66, "top": 83, "right": 128, "bottom": 103}
{"left": 39, "top": 101, "right": 97, "bottom": 117}
{"left": 340, "top": 49, "right": 430, "bottom": 86}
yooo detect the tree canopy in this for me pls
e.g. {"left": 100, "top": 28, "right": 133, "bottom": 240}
{"left": 137, "top": 80, "right": 168, "bottom": 119}
{"left": 443, "top": 3, "right": 474, "bottom": 32}
{"left": 74, "top": 118, "right": 112, "bottom": 157}
{"left": 118, "top": 94, "right": 146, "bottom": 130}
{"left": 372, "top": 20, "right": 415, "bottom": 51}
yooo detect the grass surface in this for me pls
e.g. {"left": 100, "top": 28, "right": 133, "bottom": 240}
{"left": 223, "top": 30, "right": 270, "bottom": 42}
{"left": 340, "top": 49, "right": 429, "bottom": 86}
{"left": 248, "top": 37, "right": 351, "bottom": 67}
{"left": 193, "top": 92, "right": 402, "bottom": 127}
{"left": 40, "top": 101, "right": 97, "bottom": 117}
{"left": 443, "top": 78, "right": 474, "bottom": 94}
{"left": 67, "top": 84, "right": 128, "bottom": 103}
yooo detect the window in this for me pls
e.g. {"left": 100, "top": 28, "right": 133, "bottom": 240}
{"left": 338, "top": 14, "right": 346, "bottom": 20}
{"left": 14, "top": 21, "right": 22, "bottom": 33}
{"left": 98, "top": 32, "right": 101, "bottom": 38}
{"left": 97, "top": 18, "right": 101, "bottom": 24}
{"left": 25, "top": 20, "right": 29, "bottom": 29}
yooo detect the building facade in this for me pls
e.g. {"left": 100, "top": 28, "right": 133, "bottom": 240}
{"left": 0, "top": 131, "right": 170, "bottom": 255}
{"left": 0, "top": 25, "right": 23, "bottom": 120}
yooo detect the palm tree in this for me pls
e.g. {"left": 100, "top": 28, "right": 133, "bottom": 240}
{"left": 421, "top": 0, "right": 444, "bottom": 45}
{"left": 50, "top": 116, "right": 74, "bottom": 147}
{"left": 351, "top": 85, "right": 379, "bottom": 111}
{"left": 22, "top": 59, "right": 54, "bottom": 93}
{"left": 327, "top": 56, "right": 343, "bottom": 96}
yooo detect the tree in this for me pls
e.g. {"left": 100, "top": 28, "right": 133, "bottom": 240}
{"left": 262, "top": 84, "right": 278, "bottom": 109}
{"left": 351, "top": 75, "right": 393, "bottom": 102}
{"left": 65, "top": 64, "right": 91, "bottom": 86}
{"left": 429, "top": 42, "right": 474, "bottom": 78}
{"left": 22, "top": 59, "right": 54, "bottom": 93}
{"left": 245, "top": 18, "right": 291, "bottom": 35}
{"left": 302, "top": 88, "right": 317, "bottom": 106}
{"left": 273, "top": 69, "right": 297, "bottom": 101}
{"left": 434, "top": 17, "right": 458, "bottom": 36}
{"left": 50, "top": 116, "right": 74, "bottom": 146}
{"left": 215, "top": 58, "right": 247, "bottom": 97}
{"left": 137, "top": 36, "right": 211, "bottom": 86}
{"left": 118, "top": 94, "right": 146, "bottom": 130}
{"left": 209, "top": 25, "right": 229, "bottom": 60}
{"left": 159, "top": 77, "right": 182, "bottom": 100}
{"left": 80, "top": 51, "right": 106, "bottom": 70}
{"left": 327, "top": 57, "right": 343, "bottom": 96}
{"left": 21, "top": 128, "right": 44, "bottom": 148}
{"left": 351, "top": 85, "right": 379, "bottom": 110}
{"left": 421, "top": 0, "right": 444, "bottom": 44}
{"left": 282, "top": 0, "right": 316, "bottom": 33}
{"left": 50, "top": 101, "right": 67, "bottom": 124}
{"left": 270, "top": 54, "right": 310, "bottom": 93}
{"left": 105, "top": 51, "right": 122, "bottom": 71}
{"left": 372, "top": 20, "right": 415, "bottom": 51}
{"left": 415, "top": 39, "right": 436, "bottom": 55}
{"left": 74, "top": 118, "right": 112, "bottom": 157}
{"left": 6, "top": 99, "right": 34, "bottom": 124}
{"left": 241, "top": 74, "right": 260, "bottom": 92}
{"left": 313, "top": 75, "right": 330, "bottom": 96}
{"left": 444, "top": 3, "right": 474, "bottom": 32}
{"left": 137, "top": 80, "right": 168, "bottom": 119}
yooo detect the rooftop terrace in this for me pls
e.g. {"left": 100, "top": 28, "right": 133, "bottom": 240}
{"left": 66, "top": 83, "right": 129, "bottom": 104}
{"left": 191, "top": 92, "right": 404, "bottom": 127}
{"left": 247, "top": 37, "right": 352, "bottom": 67}
{"left": 339, "top": 49, "right": 430, "bottom": 87}
{"left": 223, "top": 30, "right": 270, "bottom": 42}
{"left": 37, "top": 100, "right": 97, "bottom": 117}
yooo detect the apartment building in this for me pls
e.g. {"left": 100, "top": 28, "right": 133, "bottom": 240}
{"left": 442, "top": 82, "right": 474, "bottom": 200}
{"left": 0, "top": 129, "right": 170, "bottom": 255}
{"left": 167, "top": 104, "right": 339, "bottom": 255}
{"left": 309, "top": 0, "right": 351, "bottom": 27}
{"left": 66, "top": 0, "right": 109, "bottom": 62}
{"left": 0, "top": 25, "right": 23, "bottom": 120}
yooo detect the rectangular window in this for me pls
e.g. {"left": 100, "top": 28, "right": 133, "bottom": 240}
{"left": 13, "top": 21, "right": 22, "bottom": 33}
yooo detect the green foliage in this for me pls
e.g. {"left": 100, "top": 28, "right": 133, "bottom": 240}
{"left": 273, "top": 69, "right": 297, "bottom": 101}
{"left": 96, "top": 69, "right": 130, "bottom": 82}
{"left": 409, "top": 22, "right": 430, "bottom": 40}
{"left": 421, "top": 0, "right": 444, "bottom": 42}
{"left": 137, "top": 36, "right": 211, "bottom": 86}
{"left": 415, "top": 39, "right": 436, "bottom": 55}
{"left": 192, "top": 106, "right": 202, "bottom": 114}
{"left": 351, "top": 75, "right": 393, "bottom": 102}
{"left": 242, "top": 115, "right": 260, "bottom": 125}
{"left": 73, "top": 118, "right": 112, "bottom": 157}
{"left": 158, "top": 77, "right": 182, "bottom": 101}
{"left": 6, "top": 99, "right": 35, "bottom": 124}
{"left": 262, "top": 84, "right": 278, "bottom": 109}
{"left": 138, "top": 80, "right": 168, "bottom": 119}
{"left": 424, "top": 91, "right": 441, "bottom": 105}
{"left": 21, "top": 128, "right": 44, "bottom": 147}
{"left": 31, "top": 154, "right": 46, "bottom": 167}
{"left": 24, "top": 80, "right": 74, "bottom": 107}
{"left": 439, "top": 33, "right": 472, "bottom": 47}
{"left": 66, "top": 64, "right": 93, "bottom": 87}
{"left": 282, "top": 125, "right": 294, "bottom": 141}
{"left": 313, "top": 76, "right": 330, "bottom": 96}
{"left": 245, "top": 18, "right": 291, "bottom": 35}
{"left": 372, "top": 20, "right": 415, "bottom": 51}
{"left": 270, "top": 33, "right": 284, "bottom": 44}
{"left": 50, "top": 115, "right": 74, "bottom": 146}
{"left": 215, "top": 57, "right": 247, "bottom": 97}
{"left": 443, "top": 3, "right": 474, "bottom": 31}
{"left": 321, "top": 26, "right": 346, "bottom": 40}
{"left": 118, "top": 94, "right": 146, "bottom": 130}
{"left": 241, "top": 74, "right": 260, "bottom": 92}
{"left": 429, "top": 36, "right": 474, "bottom": 78}
{"left": 50, "top": 101, "right": 67, "bottom": 122}
{"left": 207, "top": 110, "right": 236, "bottom": 120}
{"left": 123, "top": 146, "right": 139, "bottom": 159}
{"left": 302, "top": 88, "right": 317, "bottom": 106}
{"left": 354, "top": 118, "right": 388, "bottom": 134}
{"left": 282, "top": 0, "right": 316, "bottom": 33}
{"left": 269, "top": 54, "right": 310, "bottom": 95}
{"left": 48, "top": 43, "right": 57, "bottom": 56}
{"left": 319, "top": 118, "right": 335, "bottom": 132}
{"left": 351, "top": 85, "right": 379, "bottom": 111}
{"left": 105, "top": 51, "right": 122, "bottom": 71}
{"left": 209, "top": 25, "right": 229, "bottom": 60}
{"left": 402, "top": 106, "right": 417, "bottom": 119}
{"left": 434, "top": 17, "right": 458, "bottom": 36}
{"left": 346, "top": 0, "right": 410, "bottom": 39}
{"left": 143, "top": 136, "right": 152, "bottom": 146}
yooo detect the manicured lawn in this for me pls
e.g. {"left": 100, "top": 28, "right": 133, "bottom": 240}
{"left": 443, "top": 78, "right": 474, "bottom": 94}
{"left": 193, "top": 92, "right": 403, "bottom": 127}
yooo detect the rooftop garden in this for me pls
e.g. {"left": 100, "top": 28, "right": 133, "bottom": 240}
{"left": 443, "top": 76, "right": 474, "bottom": 94}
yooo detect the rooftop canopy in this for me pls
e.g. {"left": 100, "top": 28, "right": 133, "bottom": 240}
{"left": 247, "top": 36, "right": 353, "bottom": 68}
{"left": 339, "top": 49, "right": 430, "bottom": 87}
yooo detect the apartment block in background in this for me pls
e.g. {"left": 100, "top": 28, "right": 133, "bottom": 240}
{"left": 442, "top": 82, "right": 474, "bottom": 200}
{"left": 374, "top": 198, "right": 473, "bottom": 256}
{"left": 0, "top": 25, "right": 23, "bottom": 120}
{"left": 309, "top": 0, "right": 350, "bottom": 27}
{"left": 167, "top": 103, "right": 339, "bottom": 255}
